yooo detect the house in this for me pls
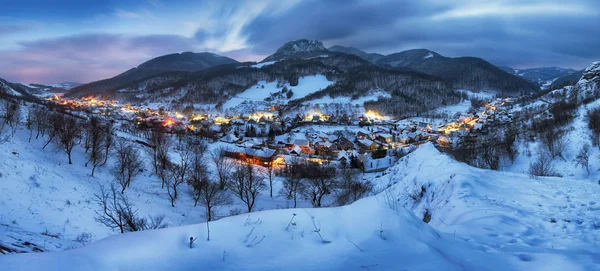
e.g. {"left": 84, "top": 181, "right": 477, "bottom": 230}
{"left": 335, "top": 137, "right": 354, "bottom": 151}
{"left": 293, "top": 139, "right": 313, "bottom": 154}
{"left": 224, "top": 146, "right": 278, "bottom": 167}
{"left": 417, "top": 122, "right": 430, "bottom": 132}
{"left": 290, "top": 145, "right": 302, "bottom": 155}
{"left": 356, "top": 138, "right": 378, "bottom": 151}
{"left": 357, "top": 131, "right": 371, "bottom": 140}
{"left": 362, "top": 156, "right": 397, "bottom": 173}
{"left": 376, "top": 133, "right": 394, "bottom": 143}
{"left": 220, "top": 133, "right": 240, "bottom": 143}
{"left": 315, "top": 141, "right": 334, "bottom": 154}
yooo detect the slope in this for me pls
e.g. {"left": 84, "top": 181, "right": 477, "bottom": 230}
{"left": 377, "top": 49, "right": 538, "bottom": 94}
{"left": 0, "top": 194, "right": 513, "bottom": 271}
{"left": 376, "top": 143, "right": 600, "bottom": 270}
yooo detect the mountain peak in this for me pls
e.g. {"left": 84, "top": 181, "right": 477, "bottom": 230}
{"left": 263, "top": 39, "right": 328, "bottom": 62}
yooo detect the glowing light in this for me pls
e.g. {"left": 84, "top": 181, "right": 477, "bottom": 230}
{"left": 163, "top": 119, "right": 174, "bottom": 127}
{"left": 214, "top": 117, "right": 230, "bottom": 124}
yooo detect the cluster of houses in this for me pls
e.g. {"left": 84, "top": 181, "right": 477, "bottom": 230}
{"left": 47, "top": 93, "right": 514, "bottom": 173}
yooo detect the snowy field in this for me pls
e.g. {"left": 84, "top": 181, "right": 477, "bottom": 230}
{"left": 0, "top": 128, "right": 312, "bottom": 253}
{"left": 306, "top": 90, "right": 391, "bottom": 105}
{"left": 1, "top": 194, "right": 514, "bottom": 271}
{"left": 222, "top": 75, "right": 335, "bottom": 109}
{"left": 3, "top": 142, "right": 600, "bottom": 270}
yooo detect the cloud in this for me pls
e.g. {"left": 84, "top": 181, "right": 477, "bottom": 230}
{"left": 240, "top": 0, "right": 600, "bottom": 68}
{"left": 114, "top": 9, "right": 143, "bottom": 19}
{"left": 0, "top": 33, "right": 203, "bottom": 84}
{"left": 0, "top": 24, "right": 33, "bottom": 37}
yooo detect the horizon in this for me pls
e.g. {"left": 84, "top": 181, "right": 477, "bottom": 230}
{"left": 1, "top": 0, "right": 599, "bottom": 84}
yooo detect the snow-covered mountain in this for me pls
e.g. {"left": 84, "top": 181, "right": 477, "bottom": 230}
{"left": 262, "top": 39, "right": 329, "bottom": 62}
{"left": 499, "top": 66, "right": 577, "bottom": 89}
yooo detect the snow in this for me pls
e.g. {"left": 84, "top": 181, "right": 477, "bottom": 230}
{"left": 222, "top": 75, "right": 335, "bottom": 109}
{"left": 1, "top": 84, "right": 22, "bottom": 97}
{"left": 21, "top": 84, "right": 39, "bottom": 89}
{"left": 1, "top": 194, "right": 514, "bottom": 271}
{"left": 423, "top": 52, "right": 434, "bottom": 59}
{"left": 307, "top": 90, "right": 391, "bottom": 106}
{"left": 375, "top": 143, "right": 600, "bottom": 270}
{"left": 504, "top": 98, "right": 600, "bottom": 180}
{"left": 0, "top": 128, "right": 313, "bottom": 254}
{"left": 250, "top": 61, "right": 276, "bottom": 68}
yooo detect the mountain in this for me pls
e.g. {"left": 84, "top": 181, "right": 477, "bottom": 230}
{"left": 51, "top": 82, "right": 82, "bottom": 90}
{"left": 67, "top": 52, "right": 238, "bottom": 98}
{"left": 0, "top": 78, "right": 40, "bottom": 98}
{"left": 499, "top": 66, "right": 577, "bottom": 88}
{"left": 376, "top": 49, "right": 537, "bottom": 94}
{"left": 262, "top": 39, "right": 329, "bottom": 62}
{"left": 550, "top": 69, "right": 585, "bottom": 88}
{"left": 65, "top": 39, "right": 544, "bottom": 116}
{"left": 328, "top": 45, "right": 384, "bottom": 63}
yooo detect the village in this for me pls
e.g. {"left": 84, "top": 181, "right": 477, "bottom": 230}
{"left": 46, "top": 94, "right": 514, "bottom": 173}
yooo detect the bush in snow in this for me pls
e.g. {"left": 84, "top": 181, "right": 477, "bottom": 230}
{"left": 528, "top": 149, "right": 561, "bottom": 178}
{"left": 588, "top": 108, "right": 600, "bottom": 147}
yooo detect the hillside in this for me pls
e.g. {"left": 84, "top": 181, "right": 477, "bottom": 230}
{"left": 328, "top": 45, "right": 384, "bottom": 63}
{"left": 375, "top": 143, "right": 600, "bottom": 270}
{"left": 66, "top": 52, "right": 238, "bottom": 98}
{"left": 550, "top": 69, "right": 585, "bottom": 88}
{"left": 376, "top": 50, "right": 538, "bottom": 94}
{"left": 0, "top": 194, "right": 515, "bottom": 271}
{"left": 65, "top": 39, "right": 543, "bottom": 110}
{"left": 499, "top": 66, "right": 577, "bottom": 88}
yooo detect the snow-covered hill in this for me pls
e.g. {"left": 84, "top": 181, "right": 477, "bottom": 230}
{"left": 0, "top": 192, "right": 514, "bottom": 271}
{"left": 375, "top": 143, "right": 600, "bottom": 270}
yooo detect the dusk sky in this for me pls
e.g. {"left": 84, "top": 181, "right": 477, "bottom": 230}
{"left": 1, "top": 0, "right": 599, "bottom": 84}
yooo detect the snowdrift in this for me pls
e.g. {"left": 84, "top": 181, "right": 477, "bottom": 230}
{"left": 376, "top": 143, "right": 600, "bottom": 270}
{"left": 0, "top": 196, "right": 511, "bottom": 270}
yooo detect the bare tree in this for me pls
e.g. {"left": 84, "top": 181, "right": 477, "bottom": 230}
{"left": 588, "top": 108, "right": 600, "bottom": 146}
{"left": 42, "top": 112, "right": 61, "bottom": 149}
{"left": 195, "top": 179, "right": 232, "bottom": 221}
{"left": 264, "top": 164, "right": 276, "bottom": 198}
{"left": 94, "top": 183, "right": 167, "bottom": 233}
{"left": 100, "top": 121, "right": 114, "bottom": 166}
{"left": 573, "top": 143, "right": 590, "bottom": 175}
{"left": 3, "top": 100, "right": 21, "bottom": 136}
{"left": 147, "top": 128, "right": 171, "bottom": 176}
{"left": 93, "top": 183, "right": 128, "bottom": 233}
{"left": 32, "top": 107, "right": 48, "bottom": 140}
{"left": 111, "top": 139, "right": 144, "bottom": 193}
{"left": 85, "top": 117, "right": 106, "bottom": 176}
{"left": 0, "top": 99, "right": 7, "bottom": 141}
{"left": 211, "top": 146, "right": 232, "bottom": 189}
{"left": 280, "top": 157, "right": 305, "bottom": 208}
{"left": 26, "top": 108, "right": 33, "bottom": 142}
{"left": 188, "top": 141, "right": 210, "bottom": 206}
{"left": 335, "top": 170, "right": 373, "bottom": 206}
{"left": 162, "top": 141, "right": 194, "bottom": 206}
{"left": 53, "top": 114, "right": 82, "bottom": 164}
{"left": 540, "top": 129, "right": 566, "bottom": 161}
{"left": 529, "top": 148, "right": 560, "bottom": 177}
{"left": 228, "top": 163, "right": 265, "bottom": 212}
{"left": 302, "top": 162, "right": 337, "bottom": 207}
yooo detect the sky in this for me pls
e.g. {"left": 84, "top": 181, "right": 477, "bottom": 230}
{"left": 0, "top": 0, "right": 599, "bottom": 84}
